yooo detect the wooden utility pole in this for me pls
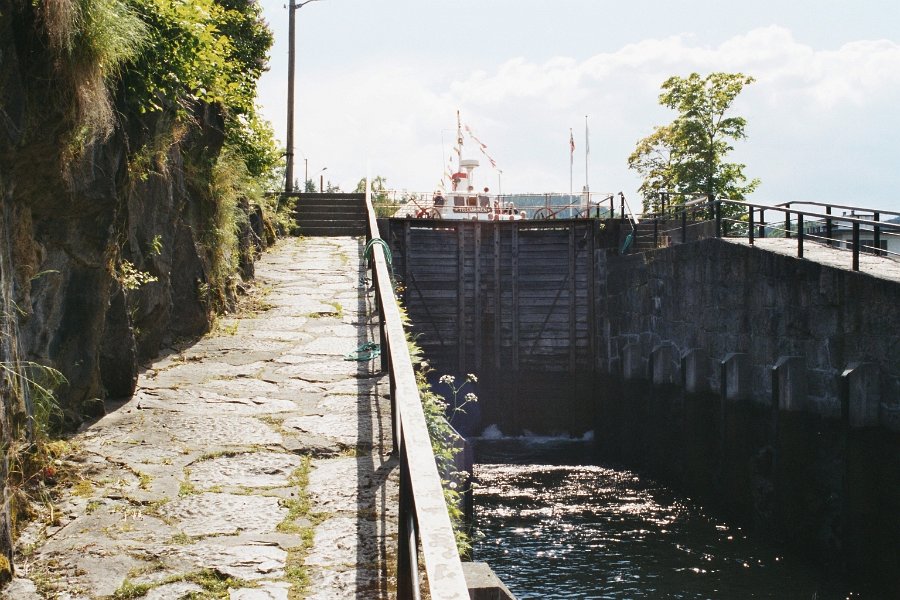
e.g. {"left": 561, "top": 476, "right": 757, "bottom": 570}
{"left": 284, "top": 0, "right": 322, "bottom": 194}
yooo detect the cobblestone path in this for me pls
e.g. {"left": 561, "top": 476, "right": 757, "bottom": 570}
{"left": 5, "top": 237, "right": 397, "bottom": 599}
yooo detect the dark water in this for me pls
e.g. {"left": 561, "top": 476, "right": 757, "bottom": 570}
{"left": 472, "top": 437, "right": 859, "bottom": 600}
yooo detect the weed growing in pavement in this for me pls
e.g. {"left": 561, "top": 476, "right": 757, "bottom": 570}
{"left": 137, "top": 471, "right": 152, "bottom": 490}
{"left": 72, "top": 479, "right": 94, "bottom": 497}
{"left": 166, "top": 531, "right": 194, "bottom": 545}
{"left": 306, "top": 300, "right": 344, "bottom": 319}
{"left": 178, "top": 469, "right": 199, "bottom": 496}
{"left": 275, "top": 456, "right": 332, "bottom": 599}
{"left": 111, "top": 569, "right": 257, "bottom": 599}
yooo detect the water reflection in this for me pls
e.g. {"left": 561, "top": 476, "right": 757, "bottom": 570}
{"left": 472, "top": 438, "right": 854, "bottom": 599}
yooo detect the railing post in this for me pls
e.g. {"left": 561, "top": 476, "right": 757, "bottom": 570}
{"left": 874, "top": 212, "right": 881, "bottom": 255}
{"left": 653, "top": 218, "right": 658, "bottom": 248}
{"left": 785, "top": 210, "right": 791, "bottom": 239}
{"left": 714, "top": 198, "right": 722, "bottom": 238}
{"left": 749, "top": 206, "right": 755, "bottom": 246}
{"left": 389, "top": 352, "right": 398, "bottom": 456}
{"left": 797, "top": 213, "right": 804, "bottom": 258}
{"left": 609, "top": 195, "right": 615, "bottom": 219}
{"left": 397, "top": 447, "right": 417, "bottom": 599}
{"left": 620, "top": 193, "right": 625, "bottom": 219}
{"left": 681, "top": 207, "right": 687, "bottom": 244}
{"left": 852, "top": 221, "right": 860, "bottom": 271}
{"left": 826, "top": 205, "right": 833, "bottom": 246}
{"left": 759, "top": 209, "right": 766, "bottom": 238}
{"left": 379, "top": 280, "right": 389, "bottom": 374}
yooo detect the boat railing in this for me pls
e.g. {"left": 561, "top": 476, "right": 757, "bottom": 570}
{"left": 377, "top": 190, "right": 633, "bottom": 220}
{"left": 363, "top": 184, "right": 471, "bottom": 599}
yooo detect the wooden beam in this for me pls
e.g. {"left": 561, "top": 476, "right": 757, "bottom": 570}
{"left": 569, "top": 223, "right": 577, "bottom": 372}
{"left": 474, "top": 222, "right": 482, "bottom": 372}
{"left": 457, "top": 223, "right": 466, "bottom": 374}
{"left": 493, "top": 224, "right": 501, "bottom": 370}
{"left": 511, "top": 223, "right": 519, "bottom": 371}
{"left": 403, "top": 220, "right": 411, "bottom": 289}
{"left": 588, "top": 222, "right": 597, "bottom": 369}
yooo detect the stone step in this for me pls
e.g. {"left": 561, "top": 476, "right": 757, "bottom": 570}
{"left": 295, "top": 207, "right": 367, "bottom": 218}
{"left": 297, "top": 224, "right": 367, "bottom": 236}
{"left": 295, "top": 200, "right": 366, "bottom": 209}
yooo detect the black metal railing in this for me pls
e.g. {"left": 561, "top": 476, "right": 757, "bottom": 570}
{"left": 637, "top": 197, "right": 900, "bottom": 271}
{"left": 636, "top": 195, "right": 714, "bottom": 249}
{"left": 720, "top": 200, "right": 900, "bottom": 271}
{"left": 363, "top": 191, "right": 470, "bottom": 599}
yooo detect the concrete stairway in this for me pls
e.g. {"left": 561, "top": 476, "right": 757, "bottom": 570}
{"left": 292, "top": 192, "right": 367, "bottom": 236}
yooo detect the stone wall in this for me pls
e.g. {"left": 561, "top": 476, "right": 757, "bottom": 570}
{"left": 597, "top": 238, "right": 900, "bottom": 428}
{"left": 595, "top": 238, "right": 900, "bottom": 594}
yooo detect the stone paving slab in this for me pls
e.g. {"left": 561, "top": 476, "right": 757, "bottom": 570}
{"left": 5, "top": 237, "right": 397, "bottom": 599}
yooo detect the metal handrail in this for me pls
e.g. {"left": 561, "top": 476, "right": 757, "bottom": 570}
{"left": 635, "top": 195, "right": 900, "bottom": 270}
{"left": 620, "top": 192, "right": 640, "bottom": 229}
{"left": 363, "top": 185, "right": 470, "bottom": 599}
{"left": 718, "top": 199, "right": 900, "bottom": 271}
{"left": 774, "top": 200, "right": 900, "bottom": 220}
{"left": 636, "top": 194, "right": 710, "bottom": 249}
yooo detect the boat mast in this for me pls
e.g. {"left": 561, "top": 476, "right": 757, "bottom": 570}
{"left": 456, "top": 110, "right": 464, "bottom": 175}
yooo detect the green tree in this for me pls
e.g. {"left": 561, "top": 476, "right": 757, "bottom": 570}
{"left": 355, "top": 176, "right": 403, "bottom": 217}
{"left": 354, "top": 175, "right": 388, "bottom": 201}
{"left": 629, "top": 72, "right": 760, "bottom": 216}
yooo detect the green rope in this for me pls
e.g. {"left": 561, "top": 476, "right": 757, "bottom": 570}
{"left": 620, "top": 231, "right": 634, "bottom": 254}
{"left": 364, "top": 236, "right": 397, "bottom": 288}
{"left": 364, "top": 237, "right": 392, "bottom": 268}
{"left": 344, "top": 341, "right": 381, "bottom": 361}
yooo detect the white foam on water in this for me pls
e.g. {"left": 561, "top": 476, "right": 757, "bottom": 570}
{"left": 475, "top": 424, "right": 594, "bottom": 443}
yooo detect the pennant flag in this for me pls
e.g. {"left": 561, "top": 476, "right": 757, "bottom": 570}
{"left": 462, "top": 122, "right": 499, "bottom": 170}
{"left": 570, "top": 129, "right": 575, "bottom": 162}
{"left": 585, "top": 117, "right": 590, "bottom": 156}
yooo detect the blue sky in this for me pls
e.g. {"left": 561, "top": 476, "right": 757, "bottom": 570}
{"left": 256, "top": 0, "right": 900, "bottom": 212}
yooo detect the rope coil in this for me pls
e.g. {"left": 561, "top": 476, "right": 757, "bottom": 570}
{"left": 344, "top": 341, "right": 381, "bottom": 361}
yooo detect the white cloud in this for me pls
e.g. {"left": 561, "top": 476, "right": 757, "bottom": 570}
{"left": 258, "top": 25, "right": 900, "bottom": 207}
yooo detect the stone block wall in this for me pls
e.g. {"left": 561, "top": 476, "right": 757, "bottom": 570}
{"left": 597, "top": 238, "right": 900, "bottom": 429}
{"left": 594, "top": 238, "right": 900, "bottom": 593}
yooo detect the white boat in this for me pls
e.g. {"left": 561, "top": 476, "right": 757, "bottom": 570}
{"left": 400, "top": 112, "right": 613, "bottom": 221}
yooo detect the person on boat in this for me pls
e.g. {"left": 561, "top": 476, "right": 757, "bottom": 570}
{"left": 478, "top": 187, "right": 490, "bottom": 207}
{"left": 433, "top": 191, "right": 445, "bottom": 207}
{"left": 478, "top": 188, "right": 491, "bottom": 208}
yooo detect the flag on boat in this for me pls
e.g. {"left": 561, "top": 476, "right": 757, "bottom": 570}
{"left": 464, "top": 122, "right": 499, "bottom": 171}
